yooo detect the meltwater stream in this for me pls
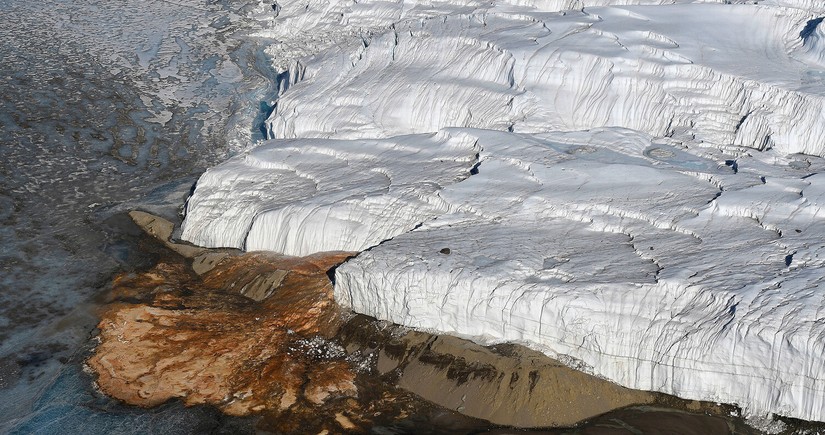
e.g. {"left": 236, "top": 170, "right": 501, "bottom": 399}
{"left": 0, "top": 0, "right": 275, "bottom": 431}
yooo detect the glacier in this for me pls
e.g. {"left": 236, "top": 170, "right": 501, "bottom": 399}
{"left": 181, "top": 0, "right": 825, "bottom": 422}
{"left": 181, "top": 132, "right": 480, "bottom": 253}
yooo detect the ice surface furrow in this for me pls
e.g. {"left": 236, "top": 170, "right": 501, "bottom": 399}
{"left": 265, "top": 3, "right": 825, "bottom": 155}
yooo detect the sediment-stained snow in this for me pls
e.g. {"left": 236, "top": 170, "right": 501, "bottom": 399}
{"left": 182, "top": 0, "right": 825, "bottom": 422}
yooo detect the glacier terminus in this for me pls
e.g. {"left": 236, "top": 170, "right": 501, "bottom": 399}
{"left": 180, "top": 0, "right": 825, "bottom": 423}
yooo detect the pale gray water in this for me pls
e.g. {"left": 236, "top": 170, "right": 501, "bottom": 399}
{"left": 0, "top": 0, "right": 275, "bottom": 431}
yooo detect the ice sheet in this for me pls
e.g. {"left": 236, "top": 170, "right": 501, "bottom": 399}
{"left": 182, "top": 0, "right": 825, "bottom": 421}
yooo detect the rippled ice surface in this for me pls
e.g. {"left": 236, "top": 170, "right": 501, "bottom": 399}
{"left": 0, "top": 0, "right": 277, "bottom": 431}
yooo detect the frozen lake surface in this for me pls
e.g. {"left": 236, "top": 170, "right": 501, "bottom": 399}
{"left": 0, "top": 0, "right": 276, "bottom": 431}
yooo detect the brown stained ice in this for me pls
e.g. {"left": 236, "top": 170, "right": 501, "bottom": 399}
{"left": 87, "top": 212, "right": 772, "bottom": 433}
{"left": 87, "top": 213, "right": 475, "bottom": 433}
{"left": 87, "top": 249, "right": 357, "bottom": 416}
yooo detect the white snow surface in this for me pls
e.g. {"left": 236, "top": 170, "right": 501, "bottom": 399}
{"left": 181, "top": 132, "right": 479, "bottom": 253}
{"left": 265, "top": 1, "right": 825, "bottom": 155}
{"left": 182, "top": 0, "right": 825, "bottom": 422}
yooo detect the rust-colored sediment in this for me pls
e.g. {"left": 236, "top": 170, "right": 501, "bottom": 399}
{"left": 88, "top": 250, "right": 356, "bottom": 416}
{"left": 89, "top": 212, "right": 764, "bottom": 433}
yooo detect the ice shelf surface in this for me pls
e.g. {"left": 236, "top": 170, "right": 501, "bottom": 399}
{"left": 182, "top": 0, "right": 825, "bottom": 422}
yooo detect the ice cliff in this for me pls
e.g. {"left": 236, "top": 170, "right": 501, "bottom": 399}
{"left": 182, "top": 0, "right": 825, "bottom": 422}
{"left": 182, "top": 132, "right": 479, "bottom": 253}
{"left": 335, "top": 128, "right": 825, "bottom": 421}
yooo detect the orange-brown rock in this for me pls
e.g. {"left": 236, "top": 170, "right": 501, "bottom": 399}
{"left": 304, "top": 361, "right": 357, "bottom": 406}
{"left": 88, "top": 250, "right": 357, "bottom": 417}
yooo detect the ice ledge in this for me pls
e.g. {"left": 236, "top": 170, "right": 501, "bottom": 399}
{"left": 180, "top": 131, "right": 480, "bottom": 255}
{"left": 182, "top": 126, "right": 825, "bottom": 421}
